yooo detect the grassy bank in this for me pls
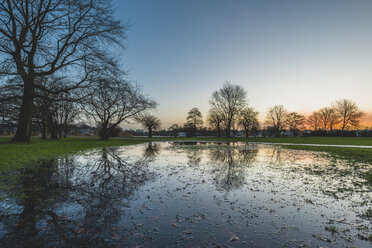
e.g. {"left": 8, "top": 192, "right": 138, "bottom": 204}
{"left": 1, "top": 136, "right": 372, "bottom": 170}
{"left": 0, "top": 137, "right": 148, "bottom": 170}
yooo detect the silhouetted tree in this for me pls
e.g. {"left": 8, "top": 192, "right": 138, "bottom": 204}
{"left": 209, "top": 82, "right": 247, "bottom": 138}
{"left": 265, "top": 105, "right": 288, "bottom": 137}
{"left": 0, "top": 0, "right": 126, "bottom": 142}
{"left": 138, "top": 114, "right": 161, "bottom": 137}
{"left": 0, "top": 78, "right": 21, "bottom": 133}
{"left": 238, "top": 107, "right": 259, "bottom": 138}
{"left": 34, "top": 77, "right": 80, "bottom": 139}
{"left": 85, "top": 73, "right": 156, "bottom": 140}
{"left": 306, "top": 111, "right": 321, "bottom": 131}
{"left": 334, "top": 99, "right": 365, "bottom": 132}
{"left": 285, "top": 112, "right": 305, "bottom": 137}
{"left": 319, "top": 107, "right": 339, "bottom": 131}
{"left": 185, "top": 107, "right": 203, "bottom": 137}
{"left": 207, "top": 109, "right": 224, "bottom": 137}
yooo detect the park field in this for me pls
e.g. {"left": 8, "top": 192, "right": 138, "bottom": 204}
{"left": 1, "top": 136, "right": 372, "bottom": 169}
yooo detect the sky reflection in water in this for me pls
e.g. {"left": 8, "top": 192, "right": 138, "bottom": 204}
{"left": 0, "top": 142, "right": 371, "bottom": 247}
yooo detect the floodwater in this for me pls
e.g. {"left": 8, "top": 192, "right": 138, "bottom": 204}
{"left": 0, "top": 142, "right": 371, "bottom": 247}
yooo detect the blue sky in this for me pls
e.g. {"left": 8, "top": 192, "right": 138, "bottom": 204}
{"left": 112, "top": 0, "right": 372, "bottom": 128}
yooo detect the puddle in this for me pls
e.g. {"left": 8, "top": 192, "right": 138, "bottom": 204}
{"left": 0, "top": 142, "right": 371, "bottom": 247}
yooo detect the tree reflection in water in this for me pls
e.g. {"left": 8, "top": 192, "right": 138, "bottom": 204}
{"left": 0, "top": 147, "right": 155, "bottom": 247}
{"left": 209, "top": 143, "right": 258, "bottom": 191}
{"left": 1, "top": 142, "right": 370, "bottom": 247}
{"left": 143, "top": 142, "right": 160, "bottom": 161}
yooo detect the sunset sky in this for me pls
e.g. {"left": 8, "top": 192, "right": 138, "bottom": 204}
{"left": 113, "top": 0, "right": 372, "bottom": 129}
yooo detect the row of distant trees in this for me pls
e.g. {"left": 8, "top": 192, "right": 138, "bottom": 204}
{"left": 264, "top": 99, "right": 365, "bottom": 137}
{"left": 164, "top": 83, "right": 366, "bottom": 138}
{"left": 165, "top": 83, "right": 259, "bottom": 138}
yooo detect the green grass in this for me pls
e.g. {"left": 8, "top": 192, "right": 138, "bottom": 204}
{"left": 0, "top": 137, "right": 148, "bottom": 171}
{"left": 1, "top": 136, "right": 372, "bottom": 171}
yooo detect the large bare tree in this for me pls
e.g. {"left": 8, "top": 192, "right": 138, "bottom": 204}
{"left": 334, "top": 99, "right": 365, "bottom": 132}
{"left": 0, "top": 0, "right": 125, "bottom": 142}
{"left": 209, "top": 82, "right": 247, "bottom": 138}
{"left": 265, "top": 105, "right": 287, "bottom": 137}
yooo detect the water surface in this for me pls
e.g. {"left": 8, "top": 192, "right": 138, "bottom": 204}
{"left": 0, "top": 142, "right": 371, "bottom": 247}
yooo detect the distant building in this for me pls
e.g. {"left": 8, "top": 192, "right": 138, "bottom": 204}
{"left": 177, "top": 132, "right": 187, "bottom": 137}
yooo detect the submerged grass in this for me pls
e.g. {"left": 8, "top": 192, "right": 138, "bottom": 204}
{"left": 1, "top": 136, "right": 372, "bottom": 170}
{"left": 281, "top": 145, "right": 372, "bottom": 166}
{"left": 131, "top": 136, "right": 372, "bottom": 146}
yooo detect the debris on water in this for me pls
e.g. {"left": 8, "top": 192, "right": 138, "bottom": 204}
{"left": 229, "top": 233, "right": 239, "bottom": 242}
{"left": 0, "top": 142, "right": 371, "bottom": 247}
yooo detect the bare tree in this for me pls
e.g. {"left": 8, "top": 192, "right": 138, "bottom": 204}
{"left": 138, "top": 114, "right": 161, "bottom": 138}
{"left": 56, "top": 94, "right": 79, "bottom": 138}
{"left": 285, "top": 112, "right": 305, "bottom": 137}
{"left": 334, "top": 99, "right": 365, "bottom": 132}
{"left": 207, "top": 109, "right": 224, "bottom": 137}
{"left": 265, "top": 105, "right": 288, "bottom": 137}
{"left": 238, "top": 107, "right": 259, "bottom": 138}
{"left": 33, "top": 76, "right": 80, "bottom": 139}
{"left": 84, "top": 75, "right": 156, "bottom": 140}
{"left": 209, "top": 82, "right": 247, "bottom": 138}
{"left": 185, "top": 107, "right": 203, "bottom": 137}
{"left": 318, "top": 107, "right": 339, "bottom": 131}
{"left": 318, "top": 107, "right": 330, "bottom": 131}
{"left": 0, "top": 77, "right": 22, "bottom": 134}
{"left": 306, "top": 111, "right": 321, "bottom": 131}
{"left": 0, "top": 0, "right": 126, "bottom": 142}
{"left": 328, "top": 108, "right": 340, "bottom": 131}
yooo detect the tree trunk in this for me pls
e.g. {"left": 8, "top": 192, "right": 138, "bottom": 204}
{"left": 41, "top": 120, "right": 47, "bottom": 139}
{"left": 275, "top": 128, "right": 280, "bottom": 137}
{"left": 58, "top": 127, "right": 61, "bottom": 138}
{"left": 63, "top": 124, "right": 68, "bottom": 138}
{"left": 13, "top": 82, "right": 34, "bottom": 142}
{"left": 245, "top": 128, "right": 249, "bottom": 138}
{"left": 99, "top": 128, "right": 110, "bottom": 140}
{"left": 48, "top": 122, "right": 59, "bottom": 140}
{"left": 148, "top": 128, "right": 152, "bottom": 137}
{"left": 226, "top": 120, "right": 231, "bottom": 138}
{"left": 50, "top": 130, "right": 58, "bottom": 139}
{"left": 341, "top": 119, "right": 346, "bottom": 136}
{"left": 99, "top": 124, "right": 116, "bottom": 140}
